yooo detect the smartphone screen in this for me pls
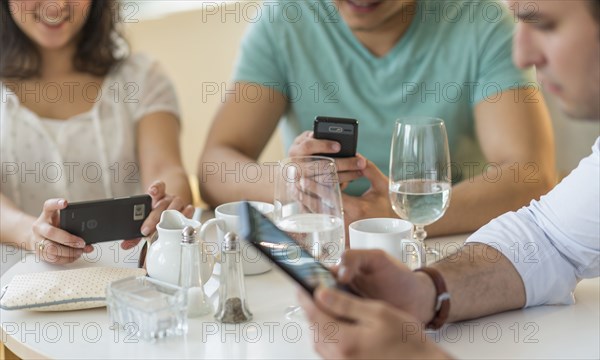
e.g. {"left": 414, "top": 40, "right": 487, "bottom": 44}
{"left": 60, "top": 195, "right": 152, "bottom": 244}
{"left": 239, "top": 201, "right": 358, "bottom": 296}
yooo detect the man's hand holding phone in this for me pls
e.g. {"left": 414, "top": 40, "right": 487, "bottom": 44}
{"left": 296, "top": 285, "right": 449, "bottom": 360}
{"left": 288, "top": 117, "right": 397, "bottom": 227}
{"left": 293, "top": 250, "right": 444, "bottom": 359}
{"left": 335, "top": 250, "right": 437, "bottom": 324}
{"left": 288, "top": 131, "right": 366, "bottom": 185}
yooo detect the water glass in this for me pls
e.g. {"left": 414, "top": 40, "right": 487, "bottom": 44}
{"left": 274, "top": 156, "right": 345, "bottom": 267}
{"left": 274, "top": 156, "right": 345, "bottom": 319}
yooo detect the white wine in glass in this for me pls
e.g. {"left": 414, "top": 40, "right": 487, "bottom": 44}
{"left": 389, "top": 180, "right": 451, "bottom": 226}
{"left": 389, "top": 117, "right": 452, "bottom": 266}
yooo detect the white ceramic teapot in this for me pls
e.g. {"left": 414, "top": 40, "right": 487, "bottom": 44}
{"left": 146, "top": 210, "right": 215, "bottom": 285}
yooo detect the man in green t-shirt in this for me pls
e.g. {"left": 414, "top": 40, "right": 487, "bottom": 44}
{"left": 199, "top": 0, "right": 556, "bottom": 237}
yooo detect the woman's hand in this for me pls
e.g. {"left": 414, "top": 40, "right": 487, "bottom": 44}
{"left": 121, "top": 181, "right": 194, "bottom": 250}
{"left": 30, "top": 198, "right": 94, "bottom": 264}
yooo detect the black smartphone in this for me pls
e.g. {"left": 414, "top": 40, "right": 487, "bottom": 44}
{"left": 313, "top": 116, "right": 359, "bottom": 158}
{"left": 238, "top": 201, "right": 360, "bottom": 297}
{"left": 60, "top": 195, "right": 152, "bottom": 245}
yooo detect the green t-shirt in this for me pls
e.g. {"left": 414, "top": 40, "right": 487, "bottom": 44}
{"left": 234, "top": 0, "right": 535, "bottom": 195}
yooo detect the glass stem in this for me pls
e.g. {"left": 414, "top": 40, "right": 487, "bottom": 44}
{"left": 414, "top": 225, "right": 427, "bottom": 244}
{"left": 413, "top": 225, "right": 428, "bottom": 268}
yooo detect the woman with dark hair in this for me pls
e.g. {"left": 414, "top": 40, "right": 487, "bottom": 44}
{"left": 0, "top": 0, "right": 194, "bottom": 266}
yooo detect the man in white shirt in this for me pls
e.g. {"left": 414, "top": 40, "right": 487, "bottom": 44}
{"left": 298, "top": 1, "right": 600, "bottom": 358}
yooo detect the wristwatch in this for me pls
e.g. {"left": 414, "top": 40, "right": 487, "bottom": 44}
{"left": 414, "top": 267, "right": 451, "bottom": 329}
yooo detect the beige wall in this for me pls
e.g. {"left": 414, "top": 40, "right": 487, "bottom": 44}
{"left": 126, "top": 4, "right": 599, "bottom": 183}
{"left": 125, "top": 5, "right": 284, "bottom": 179}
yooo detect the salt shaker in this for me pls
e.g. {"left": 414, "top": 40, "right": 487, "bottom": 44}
{"left": 215, "top": 232, "right": 253, "bottom": 323}
{"left": 178, "top": 226, "right": 213, "bottom": 317}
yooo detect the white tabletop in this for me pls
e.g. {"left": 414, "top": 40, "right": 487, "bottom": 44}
{"left": 1, "top": 234, "right": 599, "bottom": 360}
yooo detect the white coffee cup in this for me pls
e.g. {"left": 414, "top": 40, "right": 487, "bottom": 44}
{"left": 349, "top": 218, "right": 422, "bottom": 268}
{"left": 200, "top": 201, "right": 273, "bottom": 275}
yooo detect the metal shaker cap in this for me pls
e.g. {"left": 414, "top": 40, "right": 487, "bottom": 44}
{"left": 223, "top": 232, "right": 239, "bottom": 251}
{"left": 181, "top": 226, "right": 197, "bottom": 244}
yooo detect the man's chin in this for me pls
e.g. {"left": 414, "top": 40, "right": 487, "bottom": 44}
{"left": 559, "top": 101, "right": 600, "bottom": 121}
{"left": 342, "top": 16, "right": 385, "bottom": 32}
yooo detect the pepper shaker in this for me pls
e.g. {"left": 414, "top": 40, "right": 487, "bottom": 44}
{"left": 215, "top": 232, "right": 252, "bottom": 323}
{"left": 179, "top": 226, "right": 213, "bottom": 317}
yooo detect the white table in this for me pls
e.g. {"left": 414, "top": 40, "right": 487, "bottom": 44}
{"left": 1, "top": 234, "right": 599, "bottom": 359}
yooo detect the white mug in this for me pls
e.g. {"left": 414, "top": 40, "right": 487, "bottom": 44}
{"left": 200, "top": 201, "right": 274, "bottom": 275}
{"left": 349, "top": 218, "right": 422, "bottom": 269}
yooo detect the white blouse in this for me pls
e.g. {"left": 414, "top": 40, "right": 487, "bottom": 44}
{"left": 0, "top": 53, "right": 180, "bottom": 216}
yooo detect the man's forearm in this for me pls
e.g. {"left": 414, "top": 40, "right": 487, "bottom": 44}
{"left": 199, "top": 147, "right": 277, "bottom": 207}
{"left": 426, "top": 165, "right": 555, "bottom": 237}
{"left": 432, "top": 243, "right": 526, "bottom": 322}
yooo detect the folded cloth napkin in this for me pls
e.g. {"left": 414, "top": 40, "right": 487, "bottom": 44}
{"left": 0, "top": 267, "right": 146, "bottom": 311}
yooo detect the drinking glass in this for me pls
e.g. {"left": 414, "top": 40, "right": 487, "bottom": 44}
{"left": 274, "top": 156, "right": 345, "bottom": 319}
{"left": 389, "top": 117, "right": 452, "bottom": 266}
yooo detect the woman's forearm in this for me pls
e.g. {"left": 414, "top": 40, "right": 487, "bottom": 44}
{"left": 0, "top": 193, "right": 36, "bottom": 250}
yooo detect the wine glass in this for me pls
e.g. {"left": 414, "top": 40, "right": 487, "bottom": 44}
{"left": 389, "top": 117, "right": 452, "bottom": 267}
{"left": 273, "top": 156, "right": 345, "bottom": 319}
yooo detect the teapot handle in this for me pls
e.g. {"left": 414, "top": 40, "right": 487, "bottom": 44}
{"left": 137, "top": 232, "right": 158, "bottom": 269}
{"left": 199, "top": 218, "right": 226, "bottom": 243}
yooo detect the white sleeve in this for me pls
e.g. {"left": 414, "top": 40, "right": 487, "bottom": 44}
{"left": 127, "top": 54, "right": 181, "bottom": 122}
{"left": 466, "top": 138, "right": 600, "bottom": 307}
